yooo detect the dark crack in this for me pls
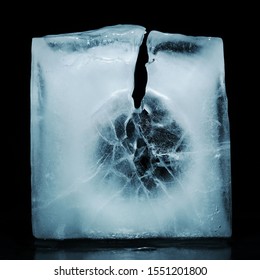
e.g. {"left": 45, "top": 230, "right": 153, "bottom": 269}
{"left": 93, "top": 34, "right": 190, "bottom": 198}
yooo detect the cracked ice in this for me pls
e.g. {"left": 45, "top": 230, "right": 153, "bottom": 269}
{"left": 31, "top": 25, "right": 231, "bottom": 239}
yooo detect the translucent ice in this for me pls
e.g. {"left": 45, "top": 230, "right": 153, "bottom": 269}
{"left": 31, "top": 25, "right": 231, "bottom": 239}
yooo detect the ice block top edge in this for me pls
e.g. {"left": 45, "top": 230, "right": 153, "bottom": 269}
{"left": 147, "top": 30, "right": 223, "bottom": 56}
{"left": 31, "top": 25, "right": 146, "bottom": 53}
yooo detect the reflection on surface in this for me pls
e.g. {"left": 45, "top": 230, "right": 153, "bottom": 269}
{"left": 34, "top": 238, "right": 231, "bottom": 260}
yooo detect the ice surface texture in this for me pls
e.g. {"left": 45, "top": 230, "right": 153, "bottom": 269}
{"left": 31, "top": 25, "right": 231, "bottom": 239}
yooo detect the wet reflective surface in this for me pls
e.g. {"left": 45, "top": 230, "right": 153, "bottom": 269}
{"left": 34, "top": 238, "right": 231, "bottom": 260}
{"left": 1, "top": 236, "right": 259, "bottom": 260}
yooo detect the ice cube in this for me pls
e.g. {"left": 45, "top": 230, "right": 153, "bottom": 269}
{"left": 31, "top": 25, "right": 231, "bottom": 239}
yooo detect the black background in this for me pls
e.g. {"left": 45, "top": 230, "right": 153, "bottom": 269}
{"left": 2, "top": 6, "right": 259, "bottom": 259}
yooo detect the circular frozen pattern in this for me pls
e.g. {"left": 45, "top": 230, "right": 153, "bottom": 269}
{"left": 94, "top": 93, "right": 190, "bottom": 198}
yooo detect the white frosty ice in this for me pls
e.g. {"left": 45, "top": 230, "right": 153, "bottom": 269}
{"left": 31, "top": 25, "right": 231, "bottom": 239}
{"left": 144, "top": 31, "right": 231, "bottom": 237}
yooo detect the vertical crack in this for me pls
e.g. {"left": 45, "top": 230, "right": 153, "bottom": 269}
{"left": 132, "top": 32, "right": 148, "bottom": 109}
{"left": 93, "top": 30, "right": 190, "bottom": 198}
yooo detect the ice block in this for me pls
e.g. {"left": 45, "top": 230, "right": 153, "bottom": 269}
{"left": 31, "top": 25, "right": 231, "bottom": 239}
